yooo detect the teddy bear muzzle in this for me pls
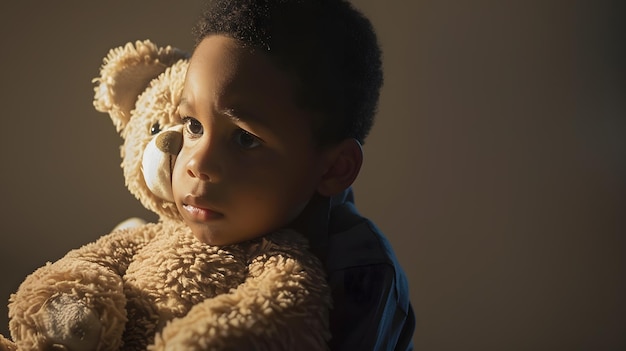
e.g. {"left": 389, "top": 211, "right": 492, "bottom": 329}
{"left": 154, "top": 127, "right": 183, "bottom": 156}
{"left": 142, "top": 125, "right": 183, "bottom": 202}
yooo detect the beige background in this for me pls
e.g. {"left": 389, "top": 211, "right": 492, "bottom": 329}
{"left": 1, "top": 1, "right": 624, "bottom": 349}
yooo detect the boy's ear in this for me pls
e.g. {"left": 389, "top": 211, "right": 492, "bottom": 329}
{"left": 317, "top": 138, "right": 363, "bottom": 197}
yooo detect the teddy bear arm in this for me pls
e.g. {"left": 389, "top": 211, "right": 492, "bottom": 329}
{"left": 8, "top": 256, "right": 128, "bottom": 351}
{"left": 151, "top": 252, "right": 332, "bottom": 351}
{"left": 6, "top": 226, "right": 159, "bottom": 350}
{"left": 63, "top": 224, "right": 160, "bottom": 276}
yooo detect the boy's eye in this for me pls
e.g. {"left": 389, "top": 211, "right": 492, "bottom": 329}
{"left": 233, "top": 129, "right": 261, "bottom": 149}
{"left": 183, "top": 117, "right": 203, "bottom": 135}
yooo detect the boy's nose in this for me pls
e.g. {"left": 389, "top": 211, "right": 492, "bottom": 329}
{"left": 185, "top": 140, "right": 223, "bottom": 183}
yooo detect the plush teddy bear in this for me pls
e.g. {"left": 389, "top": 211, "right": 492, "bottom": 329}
{"left": 0, "top": 40, "right": 331, "bottom": 351}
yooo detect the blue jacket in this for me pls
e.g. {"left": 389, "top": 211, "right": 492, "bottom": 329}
{"left": 304, "top": 188, "right": 415, "bottom": 350}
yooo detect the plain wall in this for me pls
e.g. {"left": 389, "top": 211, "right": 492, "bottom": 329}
{"left": 1, "top": 1, "right": 624, "bottom": 349}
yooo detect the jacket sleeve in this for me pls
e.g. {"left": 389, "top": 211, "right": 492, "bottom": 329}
{"left": 327, "top": 263, "right": 415, "bottom": 351}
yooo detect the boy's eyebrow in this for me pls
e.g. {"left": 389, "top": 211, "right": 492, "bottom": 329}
{"left": 221, "top": 107, "right": 255, "bottom": 124}
{"left": 221, "top": 107, "right": 267, "bottom": 129}
{"left": 179, "top": 97, "right": 269, "bottom": 128}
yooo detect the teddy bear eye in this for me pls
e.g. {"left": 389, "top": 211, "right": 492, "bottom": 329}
{"left": 150, "top": 122, "right": 161, "bottom": 135}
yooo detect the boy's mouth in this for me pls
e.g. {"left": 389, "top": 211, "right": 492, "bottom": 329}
{"left": 182, "top": 195, "right": 224, "bottom": 221}
{"left": 182, "top": 203, "right": 224, "bottom": 221}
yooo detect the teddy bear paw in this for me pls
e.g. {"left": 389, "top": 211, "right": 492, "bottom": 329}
{"left": 37, "top": 294, "right": 102, "bottom": 351}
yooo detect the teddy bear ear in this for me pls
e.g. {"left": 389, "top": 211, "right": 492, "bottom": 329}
{"left": 93, "top": 40, "right": 189, "bottom": 132}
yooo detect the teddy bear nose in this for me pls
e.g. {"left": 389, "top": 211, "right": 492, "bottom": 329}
{"left": 155, "top": 130, "right": 183, "bottom": 155}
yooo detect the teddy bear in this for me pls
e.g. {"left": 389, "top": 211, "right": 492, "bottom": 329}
{"left": 0, "top": 40, "right": 331, "bottom": 351}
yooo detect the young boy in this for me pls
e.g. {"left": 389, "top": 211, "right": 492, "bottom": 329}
{"left": 174, "top": 0, "right": 415, "bottom": 349}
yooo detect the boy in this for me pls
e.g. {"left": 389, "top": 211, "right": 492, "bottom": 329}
{"left": 174, "top": 0, "right": 415, "bottom": 349}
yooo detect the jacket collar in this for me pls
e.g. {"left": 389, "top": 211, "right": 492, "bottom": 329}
{"left": 297, "top": 187, "right": 354, "bottom": 261}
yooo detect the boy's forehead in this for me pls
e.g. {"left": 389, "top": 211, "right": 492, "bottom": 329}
{"left": 188, "top": 36, "right": 288, "bottom": 87}
{"left": 185, "top": 38, "right": 284, "bottom": 103}
{"left": 182, "top": 35, "right": 318, "bottom": 132}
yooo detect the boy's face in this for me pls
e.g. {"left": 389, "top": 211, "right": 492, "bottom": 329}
{"left": 173, "top": 35, "right": 330, "bottom": 245}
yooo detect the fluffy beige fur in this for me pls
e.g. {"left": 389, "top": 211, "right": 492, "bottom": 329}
{"left": 1, "top": 40, "right": 331, "bottom": 351}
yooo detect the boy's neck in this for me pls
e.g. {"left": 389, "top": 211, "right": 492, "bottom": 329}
{"left": 288, "top": 188, "right": 354, "bottom": 260}
{"left": 289, "top": 193, "right": 331, "bottom": 241}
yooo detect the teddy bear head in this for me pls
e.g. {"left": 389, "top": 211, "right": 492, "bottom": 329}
{"left": 93, "top": 40, "right": 189, "bottom": 220}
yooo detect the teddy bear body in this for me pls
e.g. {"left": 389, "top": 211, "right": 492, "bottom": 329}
{"left": 114, "top": 221, "right": 247, "bottom": 349}
{"left": 1, "top": 40, "right": 331, "bottom": 351}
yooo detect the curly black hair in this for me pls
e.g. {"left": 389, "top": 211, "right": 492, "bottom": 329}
{"left": 192, "top": 0, "right": 382, "bottom": 145}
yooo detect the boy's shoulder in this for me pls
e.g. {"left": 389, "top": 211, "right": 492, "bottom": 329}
{"left": 324, "top": 188, "right": 415, "bottom": 350}
{"left": 327, "top": 192, "right": 411, "bottom": 309}
{"left": 327, "top": 188, "right": 402, "bottom": 271}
